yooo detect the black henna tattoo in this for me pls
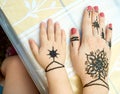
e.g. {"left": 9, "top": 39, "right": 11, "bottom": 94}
{"left": 70, "top": 36, "right": 79, "bottom": 46}
{"left": 109, "top": 27, "right": 112, "bottom": 30}
{"left": 88, "top": 11, "right": 90, "bottom": 18}
{"left": 84, "top": 49, "right": 109, "bottom": 90}
{"left": 108, "top": 40, "right": 111, "bottom": 48}
{"left": 101, "top": 28, "right": 105, "bottom": 39}
{"left": 87, "top": 10, "right": 91, "bottom": 18}
{"left": 87, "top": 6, "right": 92, "bottom": 18}
{"left": 45, "top": 47, "right": 64, "bottom": 72}
{"left": 70, "top": 36, "right": 79, "bottom": 41}
{"left": 92, "top": 17, "right": 100, "bottom": 32}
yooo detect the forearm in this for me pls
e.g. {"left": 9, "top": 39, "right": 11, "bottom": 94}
{"left": 46, "top": 68, "right": 73, "bottom": 94}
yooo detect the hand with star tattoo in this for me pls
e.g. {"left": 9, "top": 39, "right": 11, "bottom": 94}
{"left": 29, "top": 19, "right": 66, "bottom": 71}
{"left": 29, "top": 19, "right": 73, "bottom": 94}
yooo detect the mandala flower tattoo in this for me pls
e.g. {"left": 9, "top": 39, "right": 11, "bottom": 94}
{"left": 45, "top": 47, "right": 64, "bottom": 72}
{"left": 84, "top": 49, "right": 109, "bottom": 89}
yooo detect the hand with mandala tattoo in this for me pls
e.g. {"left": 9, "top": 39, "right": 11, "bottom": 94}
{"left": 29, "top": 19, "right": 73, "bottom": 94}
{"left": 70, "top": 6, "right": 112, "bottom": 94}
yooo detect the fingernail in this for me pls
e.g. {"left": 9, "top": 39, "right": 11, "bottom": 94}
{"left": 108, "top": 23, "right": 112, "bottom": 30}
{"left": 109, "top": 23, "right": 112, "bottom": 28}
{"left": 100, "top": 12, "right": 104, "bottom": 17}
{"left": 71, "top": 28, "right": 76, "bottom": 35}
{"left": 87, "top": 6, "right": 92, "bottom": 11}
{"left": 94, "top": 6, "right": 99, "bottom": 12}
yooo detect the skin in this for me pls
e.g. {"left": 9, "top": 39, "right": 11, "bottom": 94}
{"left": 1, "top": 56, "right": 39, "bottom": 94}
{"left": 70, "top": 6, "right": 112, "bottom": 94}
{"left": 29, "top": 19, "right": 73, "bottom": 94}
{"left": 0, "top": 5, "right": 112, "bottom": 94}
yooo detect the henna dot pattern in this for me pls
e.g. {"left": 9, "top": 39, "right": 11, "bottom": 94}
{"left": 45, "top": 47, "right": 64, "bottom": 72}
{"left": 84, "top": 49, "right": 109, "bottom": 89}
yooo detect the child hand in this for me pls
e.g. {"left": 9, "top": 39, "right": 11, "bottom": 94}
{"left": 29, "top": 19, "right": 66, "bottom": 72}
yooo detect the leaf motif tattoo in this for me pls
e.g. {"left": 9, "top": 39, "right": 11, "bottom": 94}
{"left": 84, "top": 49, "right": 109, "bottom": 90}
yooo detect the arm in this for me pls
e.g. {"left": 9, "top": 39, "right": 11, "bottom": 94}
{"left": 46, "top": 68, "right": 73, "bottom": 94}
{"left": 29, "top": 19, "right": 73, "bottom": 94}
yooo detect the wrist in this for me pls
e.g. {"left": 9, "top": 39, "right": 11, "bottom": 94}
{"left": 81, "top": 75, "right": 109, "bottom": 91}
{"left": 46, "top": 67, "right": 73, "bottom": 94}
{"left": 45, "top": 62, "right": 64, "bottom": 72}
{"left": 46, "top": 67, "right": 66, "bottom": 78}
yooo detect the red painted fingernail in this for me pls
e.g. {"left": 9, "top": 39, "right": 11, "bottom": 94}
{"left": 94, "top": 6, "right": 99, "bottom": 12}
{"left": 87, "top": 6, "right": 92, "bottom": 11}
{"left": 108, "top": 23, "right": 112, "bottom": 30}
{"left": 109, "top": 23, "right": 112, "bottom": 28}
{"left": 71, "top": 28, "right": 76, "bottom": 35}
{"left": 100, "top": 12, "right": 104, "bottom": 17}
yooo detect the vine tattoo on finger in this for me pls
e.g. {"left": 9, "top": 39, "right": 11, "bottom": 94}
{"left": 45, "top": 47, "right": 64, "bottom": 72}
{"left": 84, "top": 49, "right": 109, "bottom": 90}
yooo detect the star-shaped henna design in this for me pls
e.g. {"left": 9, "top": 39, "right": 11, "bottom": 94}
{"left": 45, "top": 47, "right": 64, "bottom": 72}
{"left": 47, "top": 47, "right": 59, "bottom": 60}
